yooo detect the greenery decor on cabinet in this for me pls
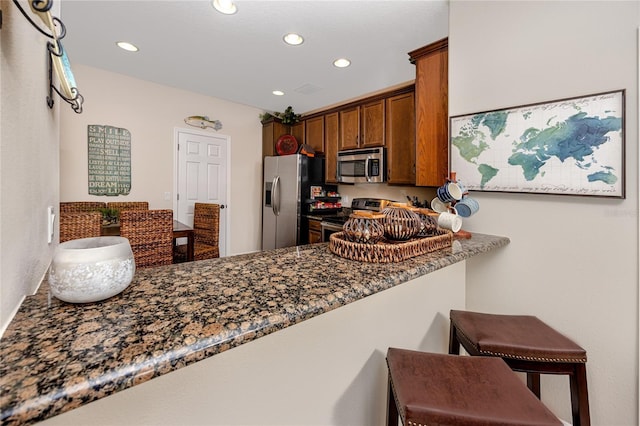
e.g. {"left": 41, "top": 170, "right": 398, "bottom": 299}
{"left": 260, "top": 106, "right": 301, "bottom": 125}
{"left": 278, "top": 106, "right": 301, "bottom": 124}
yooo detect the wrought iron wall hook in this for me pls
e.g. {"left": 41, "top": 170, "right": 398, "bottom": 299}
{"left": 47, "top": 41, "right": 83, "bottom": 112}
{"left": 13, "top": 0, "right": 84, "bottom": 113}
{"left": 12, "top": 0, "right": 55, "bottom": 38}
{"left": 31, "top": 0, "right": 53, "bottom": 12}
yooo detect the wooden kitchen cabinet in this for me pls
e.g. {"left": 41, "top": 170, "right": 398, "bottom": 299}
{"left": 386, "top": 91, "right": 416, "bottom": 185}
{"left": 338, "top": 106, "right": 360, "bottom": 150}
{"left": 308, "top": 218, "right": 322, "bottom": 244}
{"left": 305, "top": 115, "right": 324, "bottom": 154}
{"left": 338, "top": 100, "right": 385, "bottom": 151}
{"left": 290, "top": 121, "right": 305, "bottom": 148}
{"left": 360, "top": 99, "right": 385, "bottom": 148}
{"left": 261, "top": 117, "right": 289, "bottom": 158}
{"left": 409, "top": 38, "right": 449, "bottom": 187}
{"left": 324, "top": 112, "right": 339, "bottom": 183}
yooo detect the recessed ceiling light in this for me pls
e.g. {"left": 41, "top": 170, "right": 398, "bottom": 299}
{"left": 116, "top": 41, "right": 139, "bottom": 52}
{"left": 333, "top": 58, "right": 351, "bottom": 68}
{"left": 272, "top": 90, "right": 285, "bottom": 96}
{"left": 212, "top": 0, "right": 237, "bottom": 15}
{"left": 283, "top": 33, "right": 304, "bottom": 46}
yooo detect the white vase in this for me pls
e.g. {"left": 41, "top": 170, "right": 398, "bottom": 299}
{"left": 49, "top": 236, "right": 135, "bottom": 303}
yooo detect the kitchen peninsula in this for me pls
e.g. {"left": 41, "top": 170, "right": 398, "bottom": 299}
{"left": 1, "top": 234, "right": 508, "bottom": 426}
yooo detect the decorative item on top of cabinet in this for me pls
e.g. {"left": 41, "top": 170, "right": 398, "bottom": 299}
{"left": 305, "top": 115, "right": 325, "bottom": 154}
{"left": 325, "top": 112, "right": 339, "bottom": 183}
{"left": 386, "top": 91, "right": 416, "bottom": 185}
{"left": 409, "top": 37, "right": 448, "bottom": 187}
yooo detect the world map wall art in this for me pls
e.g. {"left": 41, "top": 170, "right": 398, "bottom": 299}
{"left": 450, "top": 90, "right": 625, "bottom": 198}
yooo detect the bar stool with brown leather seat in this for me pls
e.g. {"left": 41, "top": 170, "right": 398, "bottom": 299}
{"left": 449, "top": 310, "right": 590, "bottom": 426}
{"left": 386, "top": 347, "right": 562, "bottom": 426}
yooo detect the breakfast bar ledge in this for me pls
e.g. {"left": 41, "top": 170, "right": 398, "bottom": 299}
{"left": 0, "top": 233, "right": 509, "bottom": 426}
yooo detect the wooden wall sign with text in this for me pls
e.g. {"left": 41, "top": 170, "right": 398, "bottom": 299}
{"left": 87, "top": 125, "right": 132, "bottom": 196}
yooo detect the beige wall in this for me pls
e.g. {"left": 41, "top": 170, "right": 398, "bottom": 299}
{"left": 60, "top": 65, "right": 264, "bottom": 255}
{"left": 0, "top": 0, "right": 60, "bottom": 332}
{"left": 450, "top": 1, "right": 639, "bottom": 424}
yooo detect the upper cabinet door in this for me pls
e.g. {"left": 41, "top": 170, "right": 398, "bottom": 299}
{"left": 305, "top": 116, "right": 325, "bottom": 154}
{"left": 339, "top": 106, "right": 360, "bottom": 151}
{"left": 386, "top": 92, "right": 416, "bottom": 185}
{"left": 290, "top": 121, "right": 305, "bottom": 148}
{"left": 325, "top": 112, "right": 339, "bottom": 184}
{"left": 261, "top": 118, "right": 289, "bottom": 159}
{"left": 410, "top": 38, "right": 448, "bottom": 187}
{"left": 361, "top": 99, "right": 385, "bottom": 148}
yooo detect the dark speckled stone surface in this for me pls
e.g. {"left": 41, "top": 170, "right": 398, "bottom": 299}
{"left": 0, "top": 234, "right": 508, "bottom": 425}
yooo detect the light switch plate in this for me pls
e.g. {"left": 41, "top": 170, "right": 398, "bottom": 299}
{"left": 47, "top": 206, "right": 55, "bottom": 244}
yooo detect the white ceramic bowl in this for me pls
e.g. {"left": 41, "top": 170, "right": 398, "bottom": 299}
{"left": 49, "top": 236, "right": 135, "bottom": 303}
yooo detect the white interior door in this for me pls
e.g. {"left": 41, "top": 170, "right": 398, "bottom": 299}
{"left": 175, "top": 128, "right": 229, "bottom": 257}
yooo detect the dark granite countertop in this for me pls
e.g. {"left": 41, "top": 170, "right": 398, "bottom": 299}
{"left": 0, "top": 234, "right": 509, "bottom": 425}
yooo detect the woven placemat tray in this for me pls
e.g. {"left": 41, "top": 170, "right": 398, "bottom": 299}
{"left": 329, "top": 229, "right": 453, "bottom": 263}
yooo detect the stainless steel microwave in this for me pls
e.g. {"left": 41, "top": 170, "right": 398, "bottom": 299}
{"left": 337, "top": 147, "right": 385, "bottom": 183}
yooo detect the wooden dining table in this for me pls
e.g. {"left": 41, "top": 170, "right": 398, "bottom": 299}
{"left": 101, "top": 220, "right": 195, "bottom": 262}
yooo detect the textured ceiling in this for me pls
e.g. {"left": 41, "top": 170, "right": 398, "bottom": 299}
{"left": 60, "top": 1, "right": 448, "bottom": 114}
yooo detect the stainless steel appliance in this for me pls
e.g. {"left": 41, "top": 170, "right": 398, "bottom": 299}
{"left": 320, "top": 197, "right": 392, "bottom": 242}
{"left": 262, "top": 154, "right": 324, "bottom": 250}
{"left": 337, "top": 147, "right": 385, "bottom": 183}
{"left": 320, "top": 219, "right": 344, "bottom": 242}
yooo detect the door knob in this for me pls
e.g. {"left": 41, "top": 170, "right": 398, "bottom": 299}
{"left": 220, "top": 205, "right": 226, "bottom": 209}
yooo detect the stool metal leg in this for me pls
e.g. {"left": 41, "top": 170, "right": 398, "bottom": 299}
{"left": 570, "top": 363, "right": 591, "bottom": 426}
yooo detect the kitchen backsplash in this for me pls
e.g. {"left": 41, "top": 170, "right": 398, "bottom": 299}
{"left": 337, "top": 184, "right": 436, "bottom": 209}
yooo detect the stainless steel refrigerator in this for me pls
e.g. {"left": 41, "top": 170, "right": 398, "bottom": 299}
{"left": 262, "top": 154, "right": 324, "bottom": 250}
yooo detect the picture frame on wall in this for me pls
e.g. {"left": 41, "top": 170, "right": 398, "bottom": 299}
{"left": 450, "top": 89, "right": 625, "bottom": 198}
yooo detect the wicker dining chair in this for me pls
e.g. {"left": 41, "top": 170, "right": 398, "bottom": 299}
{"left": 174, "top": 203, "right": 220, "bottom": 262}
{"left": 106, "top": 201, "right": 149, "bottom": 214}
{"left": 59, "top": 201, "right": 106, "bottom": 214}
{"left": 120, "top": 209, "right": 173, "bottom": 269}
{"left": 59, "top": 212, "right": 102, "bottom": 242}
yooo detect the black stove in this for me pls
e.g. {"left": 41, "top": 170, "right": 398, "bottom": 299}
{"left": 320, "top": 212, "right": 351, "bottom": 225}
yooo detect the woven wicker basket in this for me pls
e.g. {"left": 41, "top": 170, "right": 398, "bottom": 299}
{"left": 329, "top": 229, "right": 453, "bottom": 263}
{"left": 415, "top": 208, "right": 440, "bottom": 237}
{"left": 342, "top": 212, "right": 385, "bottom": 244}
{"left": 380, "top": 205, "right": 422, "bottom": 241}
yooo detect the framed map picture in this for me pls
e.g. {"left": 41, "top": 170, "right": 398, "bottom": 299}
{"left": 450, "top": 90, "right": 625, "bottom": 198}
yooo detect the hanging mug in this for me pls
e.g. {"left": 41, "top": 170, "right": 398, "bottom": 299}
{"left": 438, "top": 211, "right": 462, "bottom": 233}
{"left": 436, "top": 182, "right": 463, "bottom": 203}
{"left": 454, "top": 197, "right": 480, "bottom": 218}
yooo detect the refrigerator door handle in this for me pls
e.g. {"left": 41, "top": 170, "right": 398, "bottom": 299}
{"left": 272, "top": 175, "right": 280, "bottom": 216}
